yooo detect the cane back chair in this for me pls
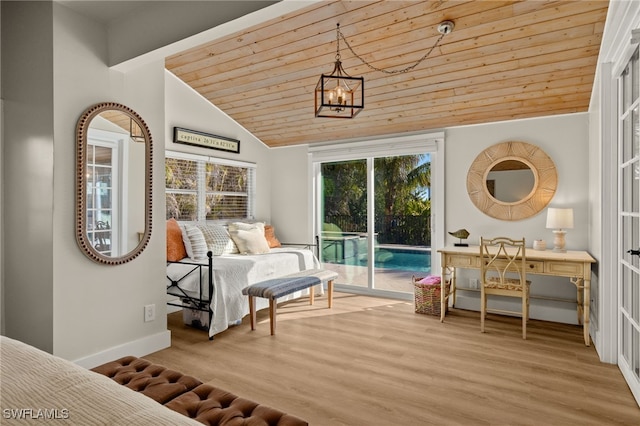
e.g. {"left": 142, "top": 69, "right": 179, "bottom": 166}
{"left": 480, "top": 237, "right": 531, "bottom": 339}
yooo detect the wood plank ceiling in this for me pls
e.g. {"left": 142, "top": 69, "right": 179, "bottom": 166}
{"left": 165, "top": 0, "right": 609, "bottom": 148}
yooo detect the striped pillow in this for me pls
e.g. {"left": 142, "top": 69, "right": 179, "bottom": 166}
{"left": 183, "top": 224, "right": 208, "bottom": 260}
{"left": 196, "top": 223, "right": 238, "bottom": 256}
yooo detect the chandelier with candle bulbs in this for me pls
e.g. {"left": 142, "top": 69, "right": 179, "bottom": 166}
{"left": 314, "top": 21, "right": 455, "bottom": 119}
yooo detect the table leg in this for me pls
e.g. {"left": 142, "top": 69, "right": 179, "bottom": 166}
{"left": 583, "top": 276, "right": 591, "bottom": 346}
{"left": 451, "top": 267, "right": 457, "bottom": 308}
{"left": 440, "top": 260, "right": 447, "bottom": 322}
{"left": 327, "top": 280, "right": 334, "bottom": 309}
{"left": 440, "top": 262, "right": 455, "bottom": 323}
{"left": 572, "top": 275, "right": 590, "bottom": 346}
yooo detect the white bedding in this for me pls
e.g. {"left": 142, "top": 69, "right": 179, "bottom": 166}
{"left": 167, "top": 247, "right": 321, "bottom": 338}
{"left": 0, "top": 336, "right": 200, "bottom": 425}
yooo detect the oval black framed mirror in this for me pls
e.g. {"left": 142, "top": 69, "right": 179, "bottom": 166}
{"left": 75, "top": 102, "right": 153, "bottom": 265}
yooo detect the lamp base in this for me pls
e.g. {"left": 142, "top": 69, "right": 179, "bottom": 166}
{"left": 552, "top": 230, "right": 567, "bottom": 253}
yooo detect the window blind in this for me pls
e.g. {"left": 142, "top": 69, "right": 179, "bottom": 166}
{"left": 166, "top": 152, "right": 256, "bottom": 221}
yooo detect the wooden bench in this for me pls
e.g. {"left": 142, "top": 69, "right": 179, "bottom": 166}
{"left": 242, "top": 269, "right": 338, "bottom": 335}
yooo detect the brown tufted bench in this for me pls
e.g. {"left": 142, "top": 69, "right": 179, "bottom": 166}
{"left": 92, "top": 356, "right": 307, "bottom": 426}
{"left": 166, "top": 383, "right": 307, "bottom": 426}
{"left": 91, "top": 356, "right": 203, "bottom": 404}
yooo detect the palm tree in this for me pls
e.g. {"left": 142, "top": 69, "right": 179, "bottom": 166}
{"left": 322, "top": 155, "right": 431, "bottom": 244}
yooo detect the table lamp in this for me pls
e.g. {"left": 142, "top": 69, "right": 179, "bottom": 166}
{"left": 546, "top": 208, "right": 574, "bottom": 252}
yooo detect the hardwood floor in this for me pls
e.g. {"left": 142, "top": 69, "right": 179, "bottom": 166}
{"left": 146, "top": 292, "right": 640, "bottom": 425}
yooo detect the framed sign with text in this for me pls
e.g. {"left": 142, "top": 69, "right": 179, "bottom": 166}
{"left": 173, "top": 127, "right": 240, "bottom": 154}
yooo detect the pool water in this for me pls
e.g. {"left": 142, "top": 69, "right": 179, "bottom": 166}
{"left": 337, "top": 247, "right": 432, "bottom": 273}
{"left": 374, "top": 248, "right": 431, "bottom": 273}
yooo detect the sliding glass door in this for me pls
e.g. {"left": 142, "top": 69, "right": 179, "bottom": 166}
{"left": 372, "top": 155, "right": 432, "bottom": 294}
{"left": 317, "top": 152, "right": 434, "bottom": 297}
{"left": 320, "top": 159, "right": 369, "bottom": 288}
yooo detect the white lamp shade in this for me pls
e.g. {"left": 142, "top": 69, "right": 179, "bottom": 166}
{"left": 546, "top": 208, "right": 574, "bottom": 229}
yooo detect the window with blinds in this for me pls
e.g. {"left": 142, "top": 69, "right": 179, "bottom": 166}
{"left": 165, "top": 152, "right": 255, "bottom": 221}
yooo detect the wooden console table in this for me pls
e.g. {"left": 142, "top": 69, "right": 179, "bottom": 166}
{"left": 438, "top": 245, "right": 596, "bottom": 346}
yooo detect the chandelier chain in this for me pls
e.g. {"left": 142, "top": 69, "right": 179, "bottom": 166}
{"left": 337, "top": 28, "right": 446, "bottom": 74}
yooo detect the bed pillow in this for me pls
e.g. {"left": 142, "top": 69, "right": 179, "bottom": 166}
{"left": 183, "top": 224, "right": 208, "bottom": 260}
{"left": 228, "top": 222, "right": 269, "bottom": 254}
{"left": 264, "top": 225, "right": 282, "bottom": 248}
{"left": 228, "top": 224, "right": 270, "bottom": 254}
{"left": 228, "top": 221, "right": 265, "bottom": 234}
{"left": 166, "top": 219, "right": 188, "bottom": 261}
{"left": 196, "top": 223, "right": 238, "bottom": 255}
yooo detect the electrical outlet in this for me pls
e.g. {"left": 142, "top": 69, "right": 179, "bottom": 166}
{"left": 144, "top": 304, "right": 156, "bottom": 322}
{"left": 470, "top": 278, "right": 479, "bottom": 289}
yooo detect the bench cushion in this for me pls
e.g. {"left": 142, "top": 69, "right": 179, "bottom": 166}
{"left": 243, "top": 276, "right": 321, "bottom": 299}
{"left": 165, "top": 383, "right": 308, "bottom": 426}
{"left": 91, "top": 356, "right": 202, "bottom": 404}
{"left": 93, "top": 356, "right": 308, "bottom": 426}
{"left": 242, "top": 268, "right": 338, "bottom": 300}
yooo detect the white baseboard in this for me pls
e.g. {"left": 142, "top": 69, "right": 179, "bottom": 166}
{"left": 73, "top": 330, "right": 171, "bottom": 369}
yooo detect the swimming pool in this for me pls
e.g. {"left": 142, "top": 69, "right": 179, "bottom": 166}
{"left": 334, "top": 246, "right": 432, "bottom": 273}
{"left": 374, "top": 247, "right": 431, "bottom": 273}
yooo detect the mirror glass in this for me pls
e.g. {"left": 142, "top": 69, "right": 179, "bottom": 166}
{"left": 485, "top": 159, "right": 535, "bottom": 203}
{"left": 76, "top": 103, "right": 152, "bottom": 265}
{"left": 467, "top": 141, "right": 557, "bottom": 221}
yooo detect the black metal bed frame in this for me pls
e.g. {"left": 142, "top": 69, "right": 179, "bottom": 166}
{"left": 166, "top": 251, "right": 214, "bottom": 339}
{"left": 166, "top": 238, "right": 319, "bottom": 341}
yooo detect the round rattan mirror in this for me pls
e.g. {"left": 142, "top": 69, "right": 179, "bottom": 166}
{"left": 467, "top": 141, "right": 557, "bottom": 221}
{"left": 75, "top": 102, "right": 153, "bottom": 265}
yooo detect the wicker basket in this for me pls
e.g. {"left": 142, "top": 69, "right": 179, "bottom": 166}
{"left": 412, "top": 275, "right": 449, "bottom": 316}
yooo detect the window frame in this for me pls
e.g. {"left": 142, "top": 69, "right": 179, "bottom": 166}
{"left": 165, "top": 151, "right": 256, "bottom": 222}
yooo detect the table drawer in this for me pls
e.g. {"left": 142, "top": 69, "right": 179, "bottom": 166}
{"left": 544, "top": 261, "right": 584, "bottom": 276}
{"left": 480, "top": 259, "right": 543, "bottom": 273}
{"left": 445, "top": 254, "right": 479, "bottom": 268}
{"left": 525, "top": 261, "right": 544, "bottom": 273}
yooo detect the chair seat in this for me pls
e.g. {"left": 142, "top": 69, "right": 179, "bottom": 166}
{"left": 485, "top": 277, "right": 531, "bottom": 291}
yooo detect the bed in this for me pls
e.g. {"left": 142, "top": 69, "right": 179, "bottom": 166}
{"left": 0, "top": 336, "right": 201, "bottom": 425}
{"left": 166, "top": 220, "right": 321, "bottom": 339}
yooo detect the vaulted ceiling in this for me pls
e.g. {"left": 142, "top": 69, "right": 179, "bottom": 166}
{"left": 165, "top": 1, "right": 609, "bottom": 148}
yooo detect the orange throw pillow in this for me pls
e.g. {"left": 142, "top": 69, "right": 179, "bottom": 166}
{"left": 167, "top": 218, "right": 187, "bottom": 261}
{"left": 264, "top": 225, "right": 282, "bottom": 248}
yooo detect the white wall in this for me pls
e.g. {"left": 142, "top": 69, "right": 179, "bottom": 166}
{"left": 446, "top": 114, "right": 589, "bottom": 324}
{"left": 0, "top": 0, "right": 304, "bottom": 364}
{"left": 164, "top": 71, "right": 273, "bottom": 222}
{"left": 2, "top": 0, "right": 55, "bottom": 352}
{"left": 52, "top": 4, "right": 170, "bottom": 363}
{"left": 0, "top": 0, "right": 626, "bottom": 363}
{"left": 271, "top": 113, "right": 590, "bottom": 324}
{"left": 269, "top": 144, "right": 314, "bottom": 244}
{"left": 106, "top": 1, "right": 278, "bottom": 66}
{"left": 0, "top": 2, "right": 171, "bottom": 363}
{"left": 445, "top": 114, "right": 589, "bottom": 249}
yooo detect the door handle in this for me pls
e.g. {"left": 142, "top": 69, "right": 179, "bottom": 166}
{"left": 628, "top": 249, "right": 640, "bottom": 257}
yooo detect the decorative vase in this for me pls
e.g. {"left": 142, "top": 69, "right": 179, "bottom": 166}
{"left": 533, "top": 239, "right": 546, "bottom": 251}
